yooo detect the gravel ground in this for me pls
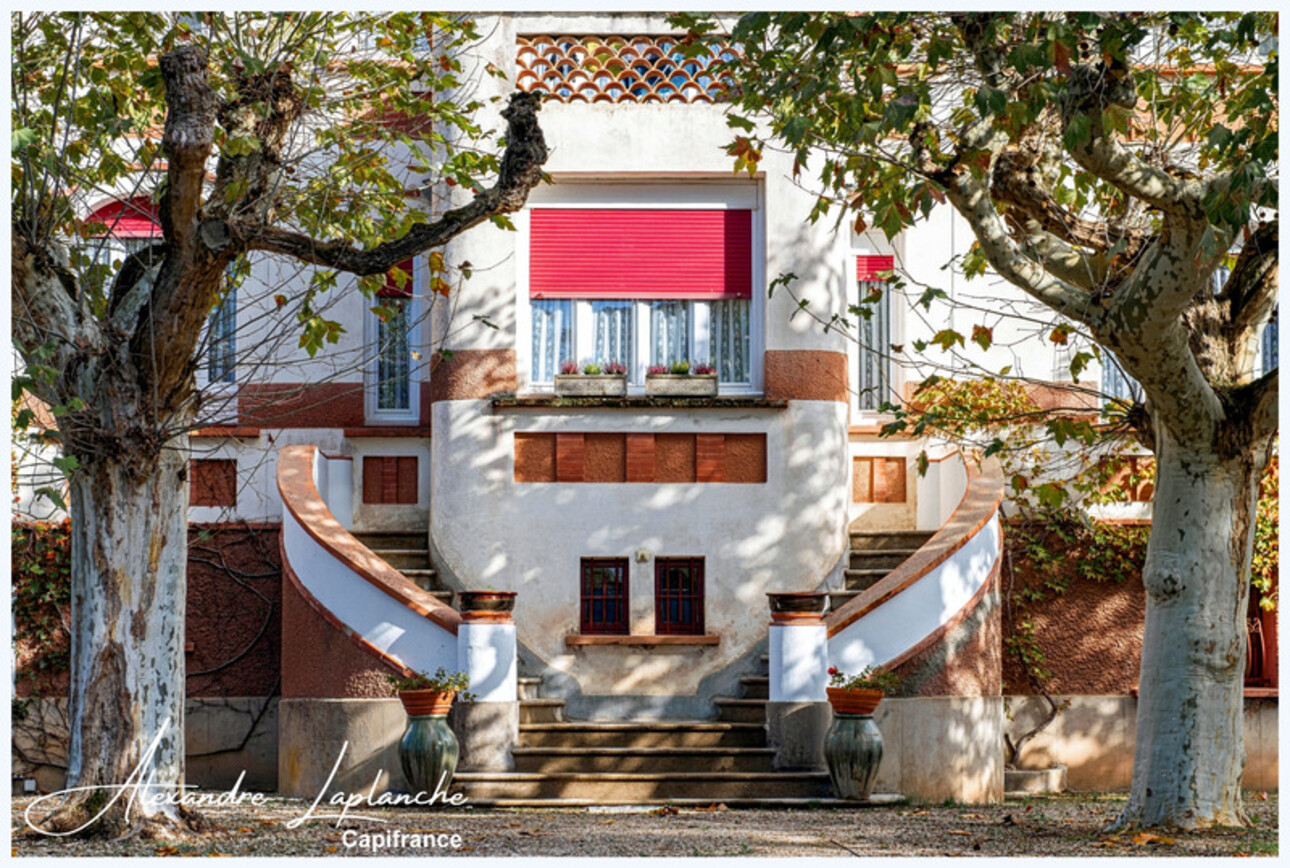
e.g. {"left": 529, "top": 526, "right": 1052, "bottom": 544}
{"left": 12, "top": 792, "right": 1278, "bottom": 858}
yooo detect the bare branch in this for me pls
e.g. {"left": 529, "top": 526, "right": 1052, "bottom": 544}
{"left": 246, "top": 91, "right": 548, "bottom": 275}
{"left": 1226, "top": 220, "right": 1278, "bottom": 335}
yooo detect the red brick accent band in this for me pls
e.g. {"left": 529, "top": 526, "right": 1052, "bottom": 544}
{"left": 514, "top": 432, "right": 767, "bottom": 484}
{"left": 763, "top": 349, "right": 850, "bottom": 403}
{"left": 429, "top": 349, "right": 518, "bottom": 403}
{"left": 238, "top": 382, "right": 367, "bottom": 428}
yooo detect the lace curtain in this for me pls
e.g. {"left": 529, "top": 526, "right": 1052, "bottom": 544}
{"left": 709, "top": 299, "right": 750, "bottom": 384}
{"left": 650, "top": 301, "right": 690, "bottom": 366}
{"left": 531, "top": 299, "right": 573, "bottom": 381}
{"left": 377, "top": 298, "right": 411, "bottom": 410}
{"left": 592, "top": 301, "right": 633, "bottom": 368}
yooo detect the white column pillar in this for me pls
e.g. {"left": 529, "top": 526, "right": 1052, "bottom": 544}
{"left": 457, "top": 621, "right": 517, "bottom": 702}
{"left": 769, "top": 621, "right": 829, "bottom": 701}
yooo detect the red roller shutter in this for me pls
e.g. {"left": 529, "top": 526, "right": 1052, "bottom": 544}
{"left": 856, "top": 255, "right": 894, "bottom": 281}
{"left": 530, "top": 209, "right": 752, "bottom": 300}
{"left": 84, "top": 198, "right": 162, "bottom": 239}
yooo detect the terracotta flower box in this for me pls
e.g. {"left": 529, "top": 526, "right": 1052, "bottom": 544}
{"left": 554, "top": 374, "right": 627, "bottom": 397}
{"left": 397, "top": 688, "right": 457, "bottom": 716}
{"left": 826, "top": 686, "right": 884, "bottom": 716}
{"left": 645, "top": 373, "right": 718, "bottom": 397}
{"left": 457, "top": 590, "right": 517, "bottom": 620}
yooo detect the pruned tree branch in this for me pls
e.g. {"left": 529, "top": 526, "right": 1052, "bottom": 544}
{"left": 1061, "top": 62, "right": 1204, "bottom": 218}
{"left": 247, "top": 91, "right": 548, "bottom": 276}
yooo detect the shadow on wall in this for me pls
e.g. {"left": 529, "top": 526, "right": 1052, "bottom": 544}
{"left": 873, "top": 696, "right": 1004, "bottom": 804}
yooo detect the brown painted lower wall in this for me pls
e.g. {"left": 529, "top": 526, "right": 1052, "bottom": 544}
{"left": 893, "top": 585, "right": 1003, "bottom": 698}
{"left": 280, "top": 563, "right": 395, "bottom": 699}
{"left": 187, "top": 524, "right": 283, "bottom": 698}
{"left": 1002, "top": 553, "right": 1146, "bottom": 695}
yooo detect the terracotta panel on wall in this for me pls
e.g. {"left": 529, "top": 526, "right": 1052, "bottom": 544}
{"left": 556, "top": 432, "right": 586, "bottom": 482}
{"left": 362, "top": 456, "right": 418, "bottom": 504}
{"left": 190, "top": 459, "right": 238, "bottom": 507}
{"left": 514, "top": 432, "right": 556, "bottom": 483}
{"left": 695, "top": 434, "right": 726, "bottom": 483}
{"left": 429, "top": 349, "right": 518, "bottom": 403}
{"left": 625, "top": 433, "right": 656, "bottom": 482}
{"left": 852, "top": 457, "right": 873, "bottom": 503}
{"left": 655, "top": 434, "right": 697, "bottom": 483}
{"left": 724, "top": 434, "right": 767, "bottom": 484}
{"left": 584, "top": 433, "right": 627, "bottom": 483}
{"left": 763, "top": 349, "right": 849, "bottom": 403}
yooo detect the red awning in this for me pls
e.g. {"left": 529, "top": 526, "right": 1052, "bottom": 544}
{"left": 84, "top": 198, "right": 161, "bottom": 239}
{"left": 856, "top": 255, "right": 894, "bottom": 281}
{"left": 530, "top": 209, "right": 753, "bottom": 300}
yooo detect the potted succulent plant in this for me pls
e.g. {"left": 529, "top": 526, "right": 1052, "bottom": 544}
{"left": 645, "top": 360, "right": 718, "bottom": 397}
{"left": 553, "top": 360, "right": 628, "bottom": 397}
{"left": 823, "top": 664, "right": 900, "bottom": 801}
{"left": 389, "top": 668, "right": 473, "bottom": 794}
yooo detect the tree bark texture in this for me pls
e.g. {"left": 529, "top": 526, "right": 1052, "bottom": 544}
{"left": 1115, "top": 429, "right": 1266, "bottom": 829}
{"left": 36, "top": 438, "right": 196, "bottom": 836}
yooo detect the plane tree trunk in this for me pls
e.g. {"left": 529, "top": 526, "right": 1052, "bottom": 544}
{"left": 36, "top": 425, "right": 199, "bottom": 837}
{"left": 1117, "top": 428, "right": 1267, "bottom": 828}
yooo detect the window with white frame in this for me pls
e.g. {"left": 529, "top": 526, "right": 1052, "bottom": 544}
{"left": 207, "top": 280, "right": 237, "bottom": 385}
{"left": 366, "top": 259, "right": 419, "bottom": 422}
{"left": 855, "top": 255, "right": 894, "bottom": 411}
{"left": 526, "top": 202, "right": 757, "bottom": 388}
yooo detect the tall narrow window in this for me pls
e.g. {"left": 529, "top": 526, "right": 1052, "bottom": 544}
{"left": 531, "top": 298, "right": 574, "bottom": 383}
{"left": 1260, "top": 307, "right": 1278, "bottom": 376}
{"left": 856, "top": 256, "right": 893, "bottom": 411}
{"left": 1101, "top": 354, "right": 1141, "bottom": 403}
{"left": 655, "top": 557, "right": 704, "bottom": 635}
{"left": 374, "top": 260, "right": 415, "bottom": 414}
{"left": 580, "top": 558, "right": 629, "bottom": 635}
{"left": 208, "top": 287, "right": 237, "bottom": 384}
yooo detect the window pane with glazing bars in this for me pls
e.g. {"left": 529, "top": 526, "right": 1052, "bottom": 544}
{"left": 857, "top": 279, "right": 891, "bottom": 410}
{"left": 580, "top": 558, "right": 629, "bottom": 635}
{"left": 654, "top": 558, "right": 704, "bottom": 635}
{"left": 377, "top": 298, "right": 411, "bottom": 410}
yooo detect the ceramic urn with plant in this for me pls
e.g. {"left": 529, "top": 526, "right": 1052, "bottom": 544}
{"left": 389, "top": 667, "right": 473, "bottom": 794}
{"left": 822, "top": 664, "right": 899, "bottom": 801}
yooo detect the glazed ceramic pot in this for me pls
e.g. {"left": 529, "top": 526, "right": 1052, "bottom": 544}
{"left": 397, "top": 690, "right": 460, "bottom": 794}
{"left": 823, "top": 708, "right": 884, "bottom": 801}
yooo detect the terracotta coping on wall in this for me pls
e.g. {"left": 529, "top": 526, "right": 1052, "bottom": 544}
{"left": 1127, "top": 684, "right": 1279, "bottom": 700}
{"left": 281, "top": 541, "right": 410, "bottom": 676}
{"left": 565, "top": 634, "right": 720, "bottom": 647}
{"left": 276, "top": 444, "right": 460, "bottom": 636}
{"left": 826, "top": 455, "right": 1004, "bottom": 638}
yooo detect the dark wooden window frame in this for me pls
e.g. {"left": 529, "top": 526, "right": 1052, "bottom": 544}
{"left": 654, "top": 557, "right": 705, "bottom": 635}
{"left": 580, "top": 557, "right": 630, "bottom": 635}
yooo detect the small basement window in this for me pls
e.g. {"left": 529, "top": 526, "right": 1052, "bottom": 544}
{"left": 580, "top": 558, "right": 629, "bottom": 635}
{"left": 655, "top": 557, "right": 704, "bottom": 635}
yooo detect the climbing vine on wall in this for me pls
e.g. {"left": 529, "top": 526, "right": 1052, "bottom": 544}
{"left": 12, "top": 521, "right": 73, "bottom": 693}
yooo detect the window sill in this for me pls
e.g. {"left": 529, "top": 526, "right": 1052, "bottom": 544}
{"left": 494, "top": 394, "right": 787, "bottom": 411}
{"left": 565, "top": 634, "right": 720, "bottom": 647}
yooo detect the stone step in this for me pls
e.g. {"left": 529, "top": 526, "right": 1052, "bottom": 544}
{"left": 351, "top": 532, "right": 427, "bottom": 550}
{"left": 520, "top": 699, "right": 565, "bottom": 724}
{"left": 510, "top": 746, "right": 778, "bottom": 774}
{"left": 453, "top": 771, "right": 833, "bottom": 801}
{"left": 849, "top": 549, "right": 920, "bottom": 570}
{"left": 848, "top": 530, "right": 934, "bottom": 551}
{"left": 829, "top": 590, "right": 860, "bottom": 611}
{"left": 462, "top": 795, "right": 906, "bottom": 809}
{"left": 844, "top": 568, "right": 890, "bottom": 591}
{"left": 399, "top": 568, "right": 441, "bottom": 591}
{"left": 713, "top": 698, "right": 766, "bottom": 724}
{"left": 517, "top": 677, "right": 544, "bottom": 701}
{"left": 739, "top": 676, "right": 768, "bottom": 700}
{"left": 519, "top": 722, "right": 766, "bottom": 748}
{"left": 366, "top": 548, "right": 432, "bottom": 570}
